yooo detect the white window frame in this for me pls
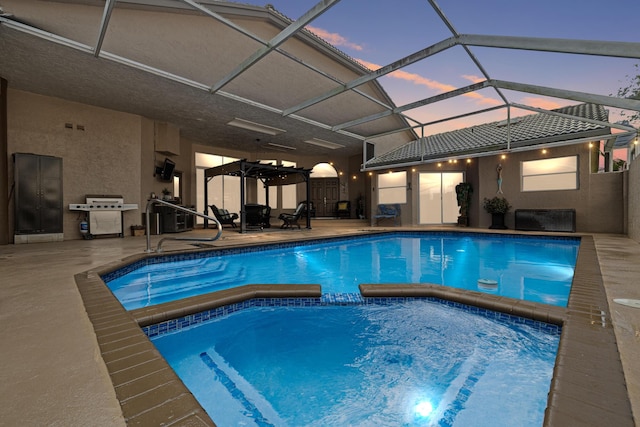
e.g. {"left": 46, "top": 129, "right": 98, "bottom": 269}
{"left": 377, "top": 171, "right": 407, "bottom": 204}
{"left": 521, "top": 155, "right": 578, "bottom": 192}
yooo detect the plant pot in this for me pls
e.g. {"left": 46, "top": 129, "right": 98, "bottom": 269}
{"left": 489, "top": 213, "right": 507, "bottom": 229}
{"left": 130, "top": 226, "right": 145, "bottom": 236}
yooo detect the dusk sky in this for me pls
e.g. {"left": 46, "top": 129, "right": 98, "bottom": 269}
{"left": 235, "top": 0, "right": 639, "bottom": 135}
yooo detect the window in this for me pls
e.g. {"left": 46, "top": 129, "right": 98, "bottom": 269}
{"left": 257, "top": 160, "right": 278, "bottom": 208}
{"left": 195, "top": 153, "right": 240, "bottom": 224}
{"left": 521, "top": 156, "right": 578, "bottom": 191}
{"left": 377, "top": 171, "right": 407, "bottom": 204}
{"left": 281, "top": 160, "right": 297, "bottom": 209}
{"left": 172, "top": 172, "right": 181, "bottom": 200}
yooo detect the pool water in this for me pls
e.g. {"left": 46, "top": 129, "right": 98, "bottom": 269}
{"left": 151, "top": 300, "right": 560, "bottom": 426}
{"left": 106, "top": 233, "right": 579, "bottom": 310}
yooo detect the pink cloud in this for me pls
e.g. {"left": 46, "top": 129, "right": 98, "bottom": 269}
{"left": 358, "top": 59, "right": 500, "bottom": 106}
{"left": 461, "top": 74, "right": 484, "bottom": 84}
{"left": 519, "top": 97, "right": 564, "bottom": 110}
{"left": 306, "top": 26, "right": 363, "bottom": 51}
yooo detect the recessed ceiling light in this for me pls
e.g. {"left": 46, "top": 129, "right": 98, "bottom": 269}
{"left": 227, "top": 118, "right": 286, "bottom": 135}
{"left": 304, "top": 138, "right": 345, "bottom": 150}
{"left": 265, "top": 142, "right": 296, "bottom": 151}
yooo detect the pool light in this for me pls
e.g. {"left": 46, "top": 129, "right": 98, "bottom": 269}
{"left": 414, "top": 400, "right": 433, "bottom": 417}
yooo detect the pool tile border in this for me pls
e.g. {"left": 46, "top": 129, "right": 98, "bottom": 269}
{"left": 142, "top": 293, "right": 562, "bottom": 339}
{"left": 74, "top": 232, "right": 634, "bottom": 426}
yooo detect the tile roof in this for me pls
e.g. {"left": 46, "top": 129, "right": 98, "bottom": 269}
{"left": 367, "top": 103, "right": 611, "bottom": 167}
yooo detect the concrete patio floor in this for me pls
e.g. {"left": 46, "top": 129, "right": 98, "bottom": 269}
{"left": 1, "top": 221, "right": 638, "bottom": 426}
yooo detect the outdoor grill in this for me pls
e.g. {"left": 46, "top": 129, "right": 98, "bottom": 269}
{"left": 69, "top": 195, "right": 138, "bottom": 238}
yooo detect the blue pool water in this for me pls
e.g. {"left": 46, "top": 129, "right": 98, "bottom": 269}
{"left": 105, "top": 233, "right": 580, "bottom": 310}
{"left": 151, "top": 299, "right": 561, "bottom": 426}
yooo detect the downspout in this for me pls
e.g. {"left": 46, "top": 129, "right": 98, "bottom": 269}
{"left": 0, "top": 78, "right": 8, "bottom": 244}
{"left": 506, "top": 105, "right": 511, "bottom": 151}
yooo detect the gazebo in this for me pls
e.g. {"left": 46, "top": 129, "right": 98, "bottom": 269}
{"left": 204, "top": 159, "right": 313, "bottom": 233}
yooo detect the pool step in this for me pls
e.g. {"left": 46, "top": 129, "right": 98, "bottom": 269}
{"left": 199, "top": 350, "right": 285, "bottom": 426}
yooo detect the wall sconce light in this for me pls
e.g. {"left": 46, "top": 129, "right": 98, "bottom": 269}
{"left": 339, "top": 171, "right": 343, "bottom": 176}
{"left": 368, "top": 172, "right": 373, "bottom": 176}
{"left": 437, "top": 163, "right": 442, "bottom": 167}
{"left": 589, "top": 142, "right": 593, "bottom": 148}
{"left": 352, "top": 175, "right": 357, "bottom": 180}
{"left": 501, "top": 154, "right": 507, "bottom": 160}
{"left": 542, "top": 149, "right": 547, "bottom": 154}
{"left": 466, "top": 159, "right": 471, "bottom": 163}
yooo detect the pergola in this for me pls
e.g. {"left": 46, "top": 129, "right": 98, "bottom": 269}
{"left": 204, "top": 160, "right": 313, "bottom": 233}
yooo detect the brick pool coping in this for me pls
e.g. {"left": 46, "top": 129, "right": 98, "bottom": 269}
{"left": 74, "top": 234, "right": 634, "bottom": 426}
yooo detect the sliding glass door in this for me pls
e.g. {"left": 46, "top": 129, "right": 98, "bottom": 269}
{"left": 419, "top": 172, "right": 463, "bottom": 224}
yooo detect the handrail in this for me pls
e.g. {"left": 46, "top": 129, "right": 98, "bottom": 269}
{"left": 144, "top": 198, "right": 223, "bottom": 253}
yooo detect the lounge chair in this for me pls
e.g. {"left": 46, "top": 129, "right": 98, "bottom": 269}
{"left": 209, "top": 205, "right": 238, "bottom": 228}
{"left": 336, "top": 200, "right": 351, "bottom": 218}
{"left": 278, "top": 202, "right": 306, "bottom": 229}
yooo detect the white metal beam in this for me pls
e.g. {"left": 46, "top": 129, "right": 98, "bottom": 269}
{"left": 366, "top": 105, "right": 507, "bottom": 140}
{"left": 491, "top": 80, "right": 640, "bottom": 112}
{"left": 0, "top": 16, "right": 365, "bottom": 143}
{"left": 94, "top": 0, "right": 116, "bottom": 57}
{"left": 209, "top": 0, "right": 341, "bottom": 93}
{"left": 458, "top": 34, "right": 640, "bottom": 59}
{"left": 362, "top": 134, "right": 622, "bottom": 172}
{"left": 179, "top": 0, "right": 266, "bottom": 44}
{"left": 427, "top": 0, "right": 509, "bottom": 105}
{"left": 282, "top": 37, "right": 458, "bottom": 116}
{"left": 510, "top": 103, "right": 637, "bottom": 133}
{"left": 333, "top": 81, "right": 491, "bottom": 131}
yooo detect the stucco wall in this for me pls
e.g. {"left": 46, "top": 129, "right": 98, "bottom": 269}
{"left": 476, "top": 145, "right": 624, "bottom": 233}
{"left": 7, "top": 90, "right": 142, "bottom": 240}
{"left": 628, "top": 152, "right": 640, "bottom": 243}
{"left": 368, "top": 160, "right": 479, "bottom": 227}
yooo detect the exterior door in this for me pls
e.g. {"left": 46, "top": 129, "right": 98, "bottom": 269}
{"left": 310, "top": 178, "right": 339, "bottom": 217}
{"left": 419, "top": 172, "right": 463, "bottom": 224}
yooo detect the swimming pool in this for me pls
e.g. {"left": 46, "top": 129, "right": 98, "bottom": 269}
{"left": 105, "top": 232, "right": 580, "bottom": 310}
{"left": 150, "top": 298, "right": 560, "bottom": 426}
{"left": 75, "top": 233, "right": 634, "bottom": 426}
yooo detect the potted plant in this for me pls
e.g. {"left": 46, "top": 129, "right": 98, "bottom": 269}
{"left": 161, "top": 187, "right": 171, "bottom": 200}
{"left": 483, "top": 196, "right": 511, "bottom": 229}
{"left": 455, "top": 182, "right": 473, "bottom": 226}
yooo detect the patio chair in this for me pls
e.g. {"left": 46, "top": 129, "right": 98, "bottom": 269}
{"left": 278, "top": 202, "right": 306, "bottom": 229}
{"left": 374, "top": 204, "right": 401, "bottom": 226}
{"left": 336, "top": 200, "right": 351, "bottom": 218}
{"left": 209, "top": 205, "right": 238, "bottom": 228}
{"left": 300, "top": 200, "right": 315, "bottom": 218}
